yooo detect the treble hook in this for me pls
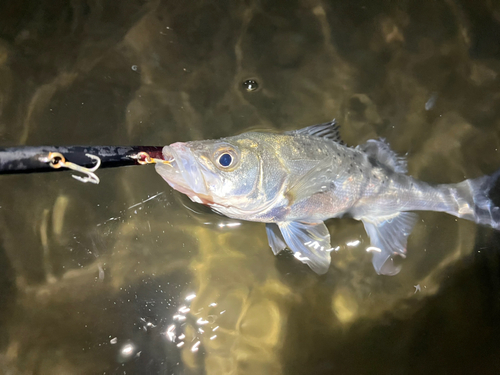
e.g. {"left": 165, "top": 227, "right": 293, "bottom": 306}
{"left": 41, "top": 152, "right": 101, "bottom": 184}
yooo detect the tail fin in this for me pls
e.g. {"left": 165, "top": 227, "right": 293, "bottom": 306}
{"left": 457, "top": 169, "right": 500, "bottom": 230}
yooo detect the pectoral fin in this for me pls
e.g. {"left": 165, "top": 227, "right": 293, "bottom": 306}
{"left": 285, "top": 158, "right": 335, "bottom": 204}
{"left": 361, "top": 212, "right": 417, "bottom": 275}
{"left": 277, "top": 221, "right": 332, "bottom": 274}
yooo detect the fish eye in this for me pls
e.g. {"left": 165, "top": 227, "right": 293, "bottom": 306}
{"left": 214, "top": 145, "right": 239, "bottom": 170}
{"left": 218, "top": 153, "right": 232, "bottom": 167}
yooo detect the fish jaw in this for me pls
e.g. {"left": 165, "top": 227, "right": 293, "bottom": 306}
{"left": 155, "top": 143, "right": 214, "bottom": 205}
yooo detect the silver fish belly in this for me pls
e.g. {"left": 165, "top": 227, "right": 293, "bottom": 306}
{"left": 155, "top": 120, "right": 500, "bottom": 276}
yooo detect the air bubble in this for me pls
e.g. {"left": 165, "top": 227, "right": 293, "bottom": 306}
{"left": 242, "top": 79, "right": 259, "bottom": 92}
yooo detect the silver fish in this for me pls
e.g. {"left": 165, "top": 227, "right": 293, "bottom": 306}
{"left": 155, "top": 120, "right": 500, "bottom": 275}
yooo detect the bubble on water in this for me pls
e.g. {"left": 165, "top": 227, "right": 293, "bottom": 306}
{"left": 131, "top": 65, "right": 138, "bottom": 71}
{"left": 242, "top": 79, "right": 259, "bottom": 92}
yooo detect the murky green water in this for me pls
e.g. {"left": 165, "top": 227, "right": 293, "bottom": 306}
{"left": 1, "top": 0, "right": 500, "bottom": 374}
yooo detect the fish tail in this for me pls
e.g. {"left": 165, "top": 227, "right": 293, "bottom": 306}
{"left": 453, "top": 169, "right": 500, "bottom": 230}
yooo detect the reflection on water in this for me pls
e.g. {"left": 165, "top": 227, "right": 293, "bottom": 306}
{"left": 1, "top": 0, "right": 500, "bottom": 373}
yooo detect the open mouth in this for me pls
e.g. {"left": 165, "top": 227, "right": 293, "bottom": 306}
{"left": 155, "top": 143, "right": 214, "bottom": 205}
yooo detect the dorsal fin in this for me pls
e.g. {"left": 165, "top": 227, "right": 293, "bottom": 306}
{"left": 358, "top": 139, "right": 407, "bottom": 174}
{"left": 286, "top": 119, "right": 343, "bottom": 144}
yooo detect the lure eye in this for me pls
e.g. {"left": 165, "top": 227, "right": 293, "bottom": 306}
{"left": 218, "top": 153, "right": 232, "bottom": 167}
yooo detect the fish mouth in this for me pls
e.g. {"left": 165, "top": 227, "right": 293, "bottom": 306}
{"left": 155, "top": 143, "right": 215, "bottom": 205}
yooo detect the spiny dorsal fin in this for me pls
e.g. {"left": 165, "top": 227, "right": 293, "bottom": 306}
{"left": 286, "top": 119, "right": 343, "bottom": 144}
{"left": 358, "top": 139, "right": 407, "bottom": 174}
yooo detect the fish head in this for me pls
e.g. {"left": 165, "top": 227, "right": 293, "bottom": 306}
{"left": 155, "top": 134, "right": 288, "bottom": 218}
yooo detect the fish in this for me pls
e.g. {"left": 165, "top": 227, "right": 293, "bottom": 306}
{"left": 155, "top": 120, "right": 500, "bottom": 275}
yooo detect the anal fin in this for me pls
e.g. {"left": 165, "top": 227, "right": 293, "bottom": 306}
{"left": 361, "top": 212, "right": 417, "bottom": 275}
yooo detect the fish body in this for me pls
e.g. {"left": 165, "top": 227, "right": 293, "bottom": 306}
{"left": 156, "top": 121, "right": 500, "bottom": 275}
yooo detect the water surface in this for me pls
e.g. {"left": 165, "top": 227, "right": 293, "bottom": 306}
{"left": 1, "top": 0, "right": 500, "bottom": 374}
